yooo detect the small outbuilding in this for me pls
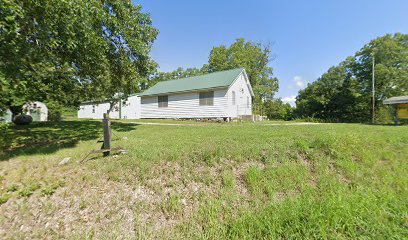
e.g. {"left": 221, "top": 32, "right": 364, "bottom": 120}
{"left": 0, "top": 109, "right": 12, "bottom": 123}
{"left": 383, "top": 96, "right": 408, "bottom": 125}
{"left": 22, "top": 101, "right": 48, "bottom": 122}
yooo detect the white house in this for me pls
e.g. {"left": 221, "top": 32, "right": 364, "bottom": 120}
{"left": 22, "top": 101, "right": 48, "bottom": 121}
{"left": 78, "top": 94, "right": 141, "bottom": 119}
{"left": 139, "top": 68, "right": 253, "bottom": 119}
{"left": 78, "top": 68, "right": 253, "bottom": 120}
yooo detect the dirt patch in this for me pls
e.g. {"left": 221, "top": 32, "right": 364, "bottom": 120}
{"left": 298, "top": 153, "right": 318, "bottom": 188}
{"left": 328, "top": 162, "right": 351, "bottom": 185}
{"left": 0, "top": 176, "right": 167, "bottom": 239}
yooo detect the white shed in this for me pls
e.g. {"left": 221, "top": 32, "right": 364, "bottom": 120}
{"left": 22, "top": 101, "right": 48, "bottom": 121}
{"left": 139, "top": 68, "right": 253, "bottom": 119}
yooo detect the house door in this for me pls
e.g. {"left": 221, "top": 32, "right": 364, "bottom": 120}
{"left": 238, "top": 94, "right": 245, "bottom": 115}
{"left": 30, "top": 110, "right": 41, "bottom": 121}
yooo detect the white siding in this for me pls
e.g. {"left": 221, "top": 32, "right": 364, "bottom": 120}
{"left": 78, "top": 102, "right": 111, "bottom": 119}
{"left": 141, "top": 89, "right": 229, "bottom": 118}
{"left": 78, "top": 95, "right": 141, "bottom": 119}
{"left": 121, "top": 95, "right": 141, "bottom": 119}
{"left": 227, "top": 72, "right": 253, "bottom": 117}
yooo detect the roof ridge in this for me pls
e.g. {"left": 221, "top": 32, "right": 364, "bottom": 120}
{"left": 139, "top": 68, "right": 245, "bottom": 97}
{"left": 155, "top": 67, "right": 244, "bottom": 84}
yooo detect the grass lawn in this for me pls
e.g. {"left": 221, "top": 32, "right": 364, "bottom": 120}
{"left": 0, "top": 120, "right": 407, "bottom": 239}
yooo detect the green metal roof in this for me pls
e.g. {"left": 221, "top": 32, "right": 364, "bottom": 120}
{"left": 383, "top": 96, "right": 408, "bottom": 104}
{"left": 138, "top": 68, "right": 245, "bottom": 97}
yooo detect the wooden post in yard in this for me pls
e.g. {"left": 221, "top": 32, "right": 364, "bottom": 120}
{"left": 102, "top": 113, "right": 111, "bottom": 156}
{"left": 394, "top": 105, "right": 399, "bottom": 126}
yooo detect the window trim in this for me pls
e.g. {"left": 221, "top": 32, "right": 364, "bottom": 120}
{"left": 199, "top": 91, "right": 214, "bottom": 106}
{"left": 158, "top": 95, "right": 168, "bottom": 108}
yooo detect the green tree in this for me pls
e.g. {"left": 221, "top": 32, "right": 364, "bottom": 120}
{"left": 264, "top": 98, "right": 294, "bottom": 120}
{"left": 0, "top": 0, "right": 157, "bottom": 116}
{"left": 353, "top": 33, "right": 408, "bottom": 120}
{"left": 149, "top": 67, "right": 204, "bottom": 87}
{"left": 208, "top": 38, "right": 279, "bottom": 109}
{"left": 296, "top": 58, "right": 365, "bottom": 122}
{"left": 296, "top": 33, "right": 408, "bottom": 123}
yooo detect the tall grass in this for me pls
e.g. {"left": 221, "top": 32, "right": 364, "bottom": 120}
{"left": 0, "top": 122, "right": 407, "bottom": 239}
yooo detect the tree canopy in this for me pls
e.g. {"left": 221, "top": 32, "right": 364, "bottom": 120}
{"left": 263, "top": 98, "right": 294, "bottom": 120}
{"left": 0, "top": 0, "right": 158, "bottom": 114}
{"left": 207, "top": 39, "right": 278, "bottom": 104}
{"left": 147, "top": 67, "right": 205, "bottom": 89}
{"left": 296, "top": 33, "right": 408, "bottom": 122}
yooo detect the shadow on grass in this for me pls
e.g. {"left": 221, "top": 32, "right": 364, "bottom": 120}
{"left": 0, "top": 120, "right": 139, "bottom": 161}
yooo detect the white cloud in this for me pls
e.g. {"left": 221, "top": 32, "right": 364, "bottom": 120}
{"left": 288, "top": 76, "right": 307, "bottom": 90}
{"left": 282, "top": 96, "right": 296, "bottom": 106}
{"left": 293, "top": 76, "right": 307, "bottom": 89}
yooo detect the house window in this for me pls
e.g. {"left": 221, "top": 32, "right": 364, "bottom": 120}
{"left": 92, "top": 105, "right": 95, "bottom": 113}
{"left": 232, "top": 91, "right": 236, "bottom": 105}
{"left": 199, "top": 91, "right": 214, "bottom": 106}
{"left": 158, "top": 95, "right": 168, "bottom": 108}
{"left": 247, "top": 96, "right": 250, "bottom": 108}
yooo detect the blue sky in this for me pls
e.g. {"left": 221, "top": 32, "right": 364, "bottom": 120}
{"left": 134, "top": 0, "right": 408, "bottom": 105}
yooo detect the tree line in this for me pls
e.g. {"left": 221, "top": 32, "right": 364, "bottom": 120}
{"left": 295, "top": 33, "right": 408, "bottom": 123}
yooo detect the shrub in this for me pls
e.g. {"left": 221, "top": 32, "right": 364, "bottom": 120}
{"left": 12, "top": 114, "right": 33, "bottom": 125}
{"left": 48, "top": 111, "right": 62, "bottom": 122}
{"left": 0, "top": 123, "right": 8, "bottom": 131}
{"left": 46, "top": 102, "right": 62, "bottom": 122}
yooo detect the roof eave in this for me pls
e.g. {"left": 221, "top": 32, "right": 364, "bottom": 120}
{"left": 383, "top": 96, "right": 408, "bottom": 105}
{"left": 384, "top": 100, "right": 408, "bottom": 104}
{"left": 242, "top": 69, "right": 255, "bottom": 97}
{"left": 139, "top": 86, "right": 229, "bottom": 97}
{"left": 226, "top": 69, "right": 254, "bottom": 97}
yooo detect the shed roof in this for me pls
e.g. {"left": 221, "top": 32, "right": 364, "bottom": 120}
{"left": 383, "top": 96, "right": 408, "bottom": 105}
{"left": 138, "top": 68, "right": 245, "bottom": 97}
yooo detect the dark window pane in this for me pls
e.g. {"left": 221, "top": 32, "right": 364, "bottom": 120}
{"left": 199, "top": 91, "right": 214, "bottom": 106}
{"left": 207, "top": 91, "right": 214, "bottom": 105}
{"left": 158, "top": 95, "right": 168, "bottom": 108}
{"left": 199, "top": 92, "right": 206, "bottom": 105}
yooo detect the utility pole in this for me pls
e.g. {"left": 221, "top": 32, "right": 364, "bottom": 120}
{"left": 372, "top": 53, "right": 375, "bottom": 124}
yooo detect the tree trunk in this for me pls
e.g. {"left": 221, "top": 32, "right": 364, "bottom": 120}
{"left": 102, "top": 113, "right": 111, "bottom": 156}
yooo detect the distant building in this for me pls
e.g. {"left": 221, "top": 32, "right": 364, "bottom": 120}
{"left": 78, "top": 68, "right": 253, "bottom": 120}
{"left": 78, "top": 95, "right": 141, "bottom": 120}
{"left": 22, "top": 101, "right": 48, "bottom": 121}
{"left": 383, "top": 96, "right": 408, "bottom": 125}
